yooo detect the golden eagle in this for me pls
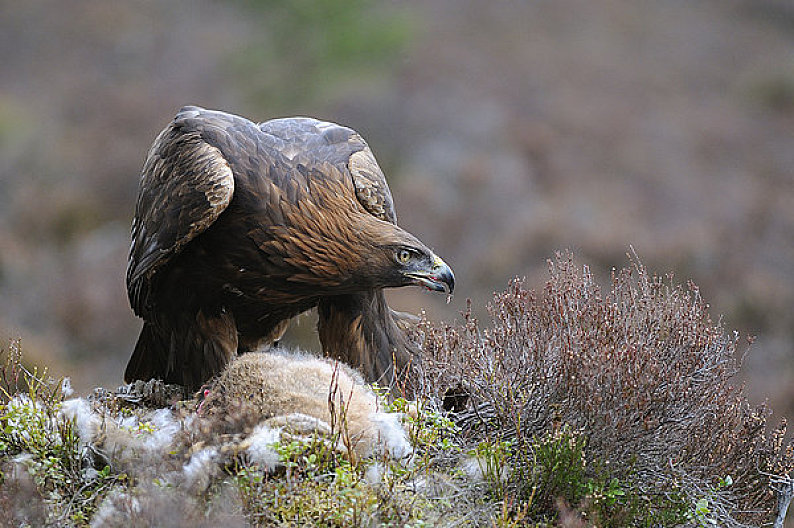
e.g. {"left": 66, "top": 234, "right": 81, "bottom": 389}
{"left": 125, "top": 106, "right": 454, "bottom": 391}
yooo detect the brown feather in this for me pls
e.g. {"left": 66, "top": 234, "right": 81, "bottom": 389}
{"left": 318, "top": 291, "right": 417, "bottom": 389}
{"left": 125, "top": 107, "right": 450, "bottom": 391}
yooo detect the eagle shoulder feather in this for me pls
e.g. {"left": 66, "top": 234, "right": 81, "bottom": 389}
{"left": 127, "top": 107, "right": 235, "bottom": 316}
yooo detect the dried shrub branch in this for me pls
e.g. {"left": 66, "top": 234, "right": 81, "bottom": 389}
{"left": 414, "top": 251, "right": 793, "bottom": 526}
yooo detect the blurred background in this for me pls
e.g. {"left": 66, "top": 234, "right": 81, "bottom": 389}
{"left": 1, "top": 0, "right": 792, "bottom": 428}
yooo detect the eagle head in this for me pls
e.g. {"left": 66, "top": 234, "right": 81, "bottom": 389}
{"left": 358, "top": 220, "right": 454, "bottom": 295}
{"left": 391, "top": 245, "right": 455, "bottom": 294}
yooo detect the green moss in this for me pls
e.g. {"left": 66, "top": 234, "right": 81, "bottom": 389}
{"left": 0, "top": 341, "right": 126, "bottom": 526}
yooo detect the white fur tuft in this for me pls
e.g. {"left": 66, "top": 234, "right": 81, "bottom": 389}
{"left": 60, "top": 377, "right": 74, "bottom": 398}
{"left": 364, "top": 462, "right": 387, "bottom": 484}
{"left": 459, "top": 456, "right": 485, "bottom": 481}
{"left": 142, "top": 408, "right": 181, "bottom": 452}
{"left": 459, "top": 455, "right": 512, "bottom": 483}
{"left": 370, "top": 412, "right": 413, "bottom": 460}
{"left": 182, "top": 447, "right": 219, "bottom": 490}
{"left": 245, "top": 423, "right": 282, "bottom": 471}
{"left": 91, "top": 489, "right": 140, "bottom": 527}
{"left": 60, "top": 398, "right": 100, "bottom": 445}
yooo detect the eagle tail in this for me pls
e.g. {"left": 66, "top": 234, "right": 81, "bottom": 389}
{"left": 125, "top": 311, "right": 239, "bottom": 391}
{"left": 124, "top": 322, "right": 168, "bottom": 386}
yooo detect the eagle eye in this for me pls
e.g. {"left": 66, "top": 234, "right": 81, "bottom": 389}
{"left": 396, "top": 248, "right": 412, "bottom": 264}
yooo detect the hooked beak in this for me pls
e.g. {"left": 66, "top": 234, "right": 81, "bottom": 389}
{"left": 405, "top": 256, "right": 455, "bottom": 294}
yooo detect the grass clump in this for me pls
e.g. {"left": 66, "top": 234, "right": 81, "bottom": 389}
{"left": 528, "top": 424, "right": 690, "bottom": 527}
{"left": 0, "top": 339, "right": 125, "bottom": 526}
{"left": 234, "top": 429, "right": 433, "bottom": 526}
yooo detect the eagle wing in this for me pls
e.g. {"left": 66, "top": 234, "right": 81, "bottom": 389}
{"left": 127, "top": 106, "right": 235, "bottom": 316}
{"left": 348, "top": 142, "right": 397, "bottom": 224}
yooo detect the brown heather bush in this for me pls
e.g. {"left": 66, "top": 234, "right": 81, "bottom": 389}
{"left": 414, "top": 251, "right": 794, "bottom": 526}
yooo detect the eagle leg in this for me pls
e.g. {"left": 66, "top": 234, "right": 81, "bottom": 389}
{"left": 317, "top": 291, "right": 417, "bottom": 391}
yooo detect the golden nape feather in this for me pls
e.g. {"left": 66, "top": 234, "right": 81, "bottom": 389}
{"left": 125, "top": 106, "right": 453, "bottom": 391}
